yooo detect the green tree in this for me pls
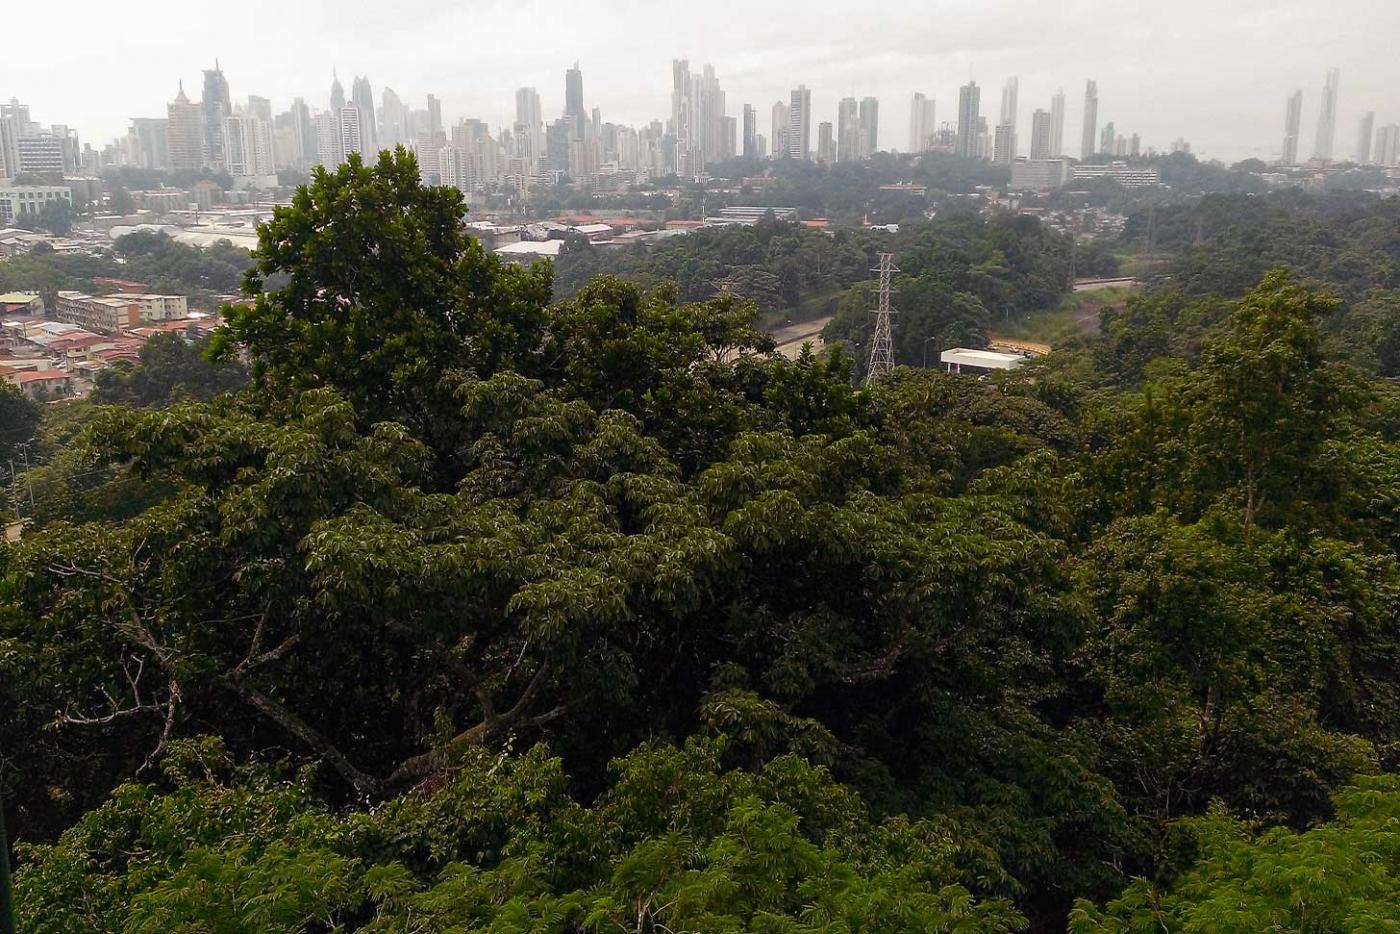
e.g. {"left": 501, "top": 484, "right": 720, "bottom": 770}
{"left": 1071, "top": 775, "right": 1400, "bottom": 933}
{"left": 91, "top": 334, "right": 247, "bottom": 408}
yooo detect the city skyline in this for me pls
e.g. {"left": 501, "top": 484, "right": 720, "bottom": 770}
{"left": 10, "top": 0, "right": 1397, "bottom": 165}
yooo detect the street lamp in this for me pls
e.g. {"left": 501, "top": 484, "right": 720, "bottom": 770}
{"left": 922, "top": 335, "right": 939, "bottom": 369}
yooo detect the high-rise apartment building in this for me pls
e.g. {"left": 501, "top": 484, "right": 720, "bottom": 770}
{"left": 817, "top": 121, "right": 835, "bottom": 164}
{"left": 1049, "top": 89, "right": 1065, "bottom": 157}
{"left": 1100, "top": 121, "right": 1116, "bottom": 157}
{"left": 1376, "top": 124, "right": 1400, "bottom": 167}
{"left": 909, "top": 93, "right": 935, "bottom": 153}
{"left": 788, "top": 85, "right": 811, "bottom": 161}
{"left": 743, "top": 104, "right": 757, "bottom": 158}
{"left": 1030, "top": 109, "right": 1052, "bottom": 160}
{"left": 1356, "top": 111, "right": 1375, "bottom": 164}
{"left": 202, "top": 61, "right": 231, "bottom": 169}
{"left": 338, "top": 106, "right": 364, "bottom": 161}
{"left": 165, "top": 82, "right": 204, "bottom": 171}
{"left": 993, "top": 124, "right": 1016, "bottom": 164}
{"left": 223, "top": 114, "right": 275, "bottom": 180}
{"left": 956, "top": 81, "right": 980, "bottom": 159}
{"left": 1313, "top": 67, "right": 1339, "bottom": 161}
{"left": 1081, "top": 80, "right": 1098, "bottom": 159}
{"left": 314, "top": 111, "right": 340, "bottom": 168}
{"left": 837, "top": 97, "right": 860, "bottom": 162}
{"left": 128, "top": 117, "right": 169, "bottom": 169}
{"left": 1282, "top": 89, "right": 1303, "bottom": 164}
{"left": 291, "top": 98, "right": 314, "bottom": 166}
{"left": 860, "top": 97, "right": 879, "bottom": 155}
{"left": 771, "top": 101, "right": 788, "bottom": 159}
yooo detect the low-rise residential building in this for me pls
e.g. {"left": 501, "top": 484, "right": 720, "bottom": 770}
{"left": 54, "top": 291, "right": 140, "bottom": 334}
{"left": 10, "top": 369, "right": 73, "bottom": 400}
{"left": 0, "top": 291, "right": 43, "bottom": 316}
{"left": 106, "top": 293, "right": 188, "bottom": 321}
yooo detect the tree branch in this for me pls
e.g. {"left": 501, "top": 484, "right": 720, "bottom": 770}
{"left": 219, "top": 674, "right": 378, "bottom": 796}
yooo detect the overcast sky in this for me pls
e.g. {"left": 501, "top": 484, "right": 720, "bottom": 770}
{"left": 18, "top": 0, "right": 1400, "bottom": 163}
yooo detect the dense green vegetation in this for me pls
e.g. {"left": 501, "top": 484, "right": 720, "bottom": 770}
{"left": 556, "top": 210, "right": 1086, "bottom": 348}
{"left": 5, "top": 150, "right": 1400, "bottom": 932}
{"left": 0, "top": 230, "right": 252, "bottom": 307}
{"left": 90, "top": 333, "right": 248, "bottom": 408}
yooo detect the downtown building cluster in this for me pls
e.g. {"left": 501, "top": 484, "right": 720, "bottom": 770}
{"left": 39, "top": 60, "right": 1177, "bottom": 198}
{"left": 1280, "top": 68, "right": 1400, "bottom": 168}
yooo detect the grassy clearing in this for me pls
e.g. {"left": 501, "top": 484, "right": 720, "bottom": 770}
{"left": 993, "top": 286, "right": 1134, "bottom": 346}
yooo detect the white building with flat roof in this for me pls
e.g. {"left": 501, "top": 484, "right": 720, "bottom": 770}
{"left": 0, "top": 185, "right": 72, "bottom": 224}
{"left": 940, "top": 347, "right": 1026, "bottom": 373}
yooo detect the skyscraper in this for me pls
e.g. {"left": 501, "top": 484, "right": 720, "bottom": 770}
{"left": 742, "top": 104, "right": 757, "bottom": 158}
{"left": 292, "top": 97, "right": 314, "bottom": 166}
{"left": 1049, "top": 89, "right": 1065, "bottom": 157}
{"left": 247, "top": 95, "right": 272, "bottom": 124}
{"left": 1030, "top": 109, "right": 1052, "bottom": 160}
{"left": 771, "top": 100, "right": 788, "bottom": 159}
{"left": 515, "top": 87, "right": 543, "bottom": 173}
{"left": 202, "top": 61, "right": 231, "bottom": 169}
{"left": 565, "top": 62, "right": 585, "bottom": 123}
{"left": 1282, "top": 89, "right": 1303, "bottom": 164}
{"left": 1356, "top": 111, "right": 1375, "bottom": 164}
{"left": 330, "top": 71, "right": 346, "bottom": 116}
{"left": 721, "top": 114, "right": 737, "bottom": 160}
{"left": 352, "top": 76, "right": 377, "bottom": 153}
{"left": 837, "top": 97, "right": 860, "bottom": 162}
{"left": 671, "top": 60, "right": 725, "bottom": 175}
{"left": 956, "top": 81, "right": 980, "bottom": 159}
{"left": 1081, "top": 80, "right": 1098, "bottom": 160}
{"left": 999, "top": 77, "right": 1018, "bottom": 129}
{"left": 426, "top": 94, "right": 442, "bottom": 136}
{"left": 788, "top": 85, "right": 811, "bottom": 161}
{"left": 166, "top": 81, "right": 204, "bottom": 171}
{"left": 909, "top": 93, "right": 935, "bottom": 153}
{"left": 859, "top": 97, "right": 879, "bottom": 155}
{"left": 1313, "top": 67, "right": 1340, "bottom": 161}
{"left": 380, "top": 88, "right": 407, "bottom": 149}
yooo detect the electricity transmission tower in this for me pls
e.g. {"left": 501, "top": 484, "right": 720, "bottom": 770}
{"left": 864, "top": 252, "right": 898, "bottom": 385}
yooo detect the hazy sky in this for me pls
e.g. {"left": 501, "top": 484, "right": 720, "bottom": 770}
{"left": 19, "top": 0, "right": 1400, "bottom": 163}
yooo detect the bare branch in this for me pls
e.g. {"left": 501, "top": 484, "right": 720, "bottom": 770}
{"left": 233, "top": 634, "right": 302, "bottom": 677}
{"left": 220, "top": 674, "right": 378, "bottom": 796}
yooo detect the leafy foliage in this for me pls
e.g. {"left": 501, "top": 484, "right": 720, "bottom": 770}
{"left": 6, "top": 147, "right": 1400, "bottom": 934}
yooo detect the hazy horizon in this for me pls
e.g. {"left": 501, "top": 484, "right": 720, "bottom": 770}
{"left": 15, "top": 0, "right": 1400, "bottom": 165}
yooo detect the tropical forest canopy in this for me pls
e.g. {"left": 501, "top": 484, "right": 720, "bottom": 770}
{"left": 4, "top": 149, "right": 1400, "bottom": 932}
